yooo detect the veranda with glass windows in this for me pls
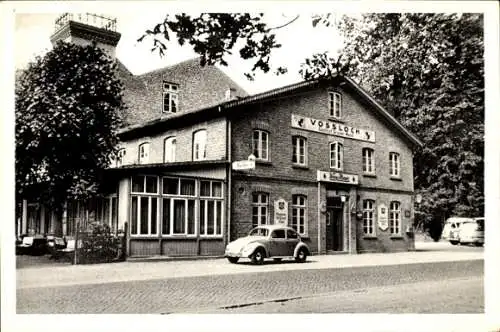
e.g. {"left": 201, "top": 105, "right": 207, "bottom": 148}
{"left": 127, "top": 174, "right": 225, "bottom": 257}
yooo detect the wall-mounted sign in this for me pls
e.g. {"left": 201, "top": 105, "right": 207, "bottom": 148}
{"left": 378, "top": 203, "right": 388, "bottom": 231}
{"left": 291, "top": 114, "right": 376, "bottom": 143}
{"left": 232, "top": 160, "right": 255, "bottom": 170}
{"left": 274, "top": 198, "right": 288, "bottom": 224}
{"left": 317, "top": 170, "right": 359, "bottom": 185}
{"left": 404, "top": 210, "right": 411, "bottom": 218}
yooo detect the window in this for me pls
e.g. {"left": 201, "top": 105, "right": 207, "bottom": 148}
{"left": 164, "top": 137, "right": 176, "bottom": 163}
{"left": 116, "top": 148, "right": 126, "bottom": 167}
{"left": 291, "top": 195, "right": 307, "bottom": 235}
{"left": 362, "top": 148, "right": 375, "bottom": 174}
{"left": 162, "top": 177, "right": 196, "bottom": 236}
{"left": 389, "top": 152, "right": 401, "bottom": 177}
{"left": 252, "top": 193, "right": 269, "bottom": 227}
{"left": 130, "top": 176, "right": 159, "bottom": 236}
{"left": 193, "top": 130, "right": 207, "bottom": 161}
{"left": 329, "top": 92, "right": 342, "bottom": 118}
{"left": 162, "top": 82, "right": 178, "bottom": 113}
{"left": 131, "top": 175, "right": 158, "bottom": 194}
{"left": 363, "top": 200, "right": 375, "bottom": 236}
{"left": 138, "top": 143, "right": 150, "bottom": 164}
{"left": 271, "top": 229, "right": 286, "bottom": 239}
{"left": 199, "top": 180, "right": 224, "bottom": 236}
{"left": 389, "top": 201, "right": 401, "bottom": 235}
{"left": 252, "top": 130, "right": 269, "bottom": 161}
{"left": 131, "top": 196, "right": 158, "bottom": 236}
{"left": 292, "top": 136, "right": 307, "bottom": 166}
{"left": 330, "top": 142, "right": 343, "bottom": 170}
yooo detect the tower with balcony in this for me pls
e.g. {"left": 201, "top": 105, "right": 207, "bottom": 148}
{"left": 50, "top": 13, "right": 121, "bottom": 58}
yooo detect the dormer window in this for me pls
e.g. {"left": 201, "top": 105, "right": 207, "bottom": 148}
{"left": 329, "top": 91, "right": 342, "bottom": 119}
{"left": 163, "top": 82, "right": 178, "bottom": 113}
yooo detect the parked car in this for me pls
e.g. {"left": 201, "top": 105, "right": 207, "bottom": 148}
{"left": 458, "top": 217, "right": 484, "bottom": 246}
{"left": 15, "top": 235, "right": 48, "bottom": 255}
{"left": 224, "top": 225, "right": 310, "bottom": 264}
{"left": 441, "top": 217, "right": 473, "bottom": 245}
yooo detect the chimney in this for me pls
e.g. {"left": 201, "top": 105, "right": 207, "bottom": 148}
{"left": 225, "top": 87, "right": 237, "bottom": 101}
{"left": 50, "top": 13, "right": 121, "bottom": 58}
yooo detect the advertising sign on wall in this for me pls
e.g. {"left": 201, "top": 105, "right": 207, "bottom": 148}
{"left": 378, "top": 203, "right": 389, "bottom": 231}
{"left": 274, "top": 198, "right": 288, "bottom": 224}
{"left": 291, "top": 114, "right": 376, "bottom": 143}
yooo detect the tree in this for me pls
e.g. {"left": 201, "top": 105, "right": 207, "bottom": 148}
{"left": 141, "top": 13, "right": 484, "bottom": 236}
{"left": 15, "top": 41, "right": 126, "bottom": 216}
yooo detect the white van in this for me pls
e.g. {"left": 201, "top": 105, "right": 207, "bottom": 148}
{"left": 458, "top": 217, "right": 484, "bottom": 246}
{"left": 441, "top": 217, "right": 473, "bottom": 245}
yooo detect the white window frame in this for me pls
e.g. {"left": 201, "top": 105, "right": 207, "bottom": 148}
{"left": 292, "top": 136, "right": 307, "bottom": 166}
{"left": 291, "top": 195, "right": 307, "bottom": 236}
{"left": 330, "top": 142, "right": 343, "bottom": 170}
{"left": 329, "top": 91, "right": 342, "bottom": 118}
{"left": 199, "top": 180, "right": 225, "bottom": 236}
{"left": 116, "top": 148, "right": 126, "bottom": 167}
{"left": 131, "top": 175, "right": 159, "bottom": 194}
{"left": 138, "top": 142, "right": 150, "bottom": 164}
{"left": 389, "top": 201, "right": 401, "bottom": 235}
{"left": 362, "top": 200, "right": 375, "bottom": 236}
{"left": 162, "top": 82, "right": 178, "bottom": 114}
{"left": 193, "top": 129, "right": 207, "bottom": 161}
{"left": 252, "top": 192, "right": 269, "bottom": 227}
{"left": 130, "top": 195, "right": 159, "bottom": 236}
{"left": 363, "top": 148, "right": 375, "bottom": 174}
{"left": 161, "top": 177, "right": 197, "bottom": 237}
{"left": 252, "top": 130, "right": 269, "bottom": 161}
{"left": 389, "top": 152, "right": 401, "bottom": 177}
{"left": 164, "top": 136, "right": 176, "bottom": 163}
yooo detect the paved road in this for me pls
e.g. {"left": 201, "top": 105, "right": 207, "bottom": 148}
{"left": 17, "top": 260, "right": 483, "bottom": 314}
{"left": 204, "top": 276, "right": 483, "bottom": 313}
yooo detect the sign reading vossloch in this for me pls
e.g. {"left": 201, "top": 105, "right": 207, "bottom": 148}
{"left": 291, "top": 114, "right": 375, "bottom": 143}
{"left": 317, "top": 170, "right": 359, "bottom": 185}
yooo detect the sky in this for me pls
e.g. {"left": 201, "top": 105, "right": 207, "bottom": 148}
{"left": 14, "top": 10, "right": 344, "bottom": 94}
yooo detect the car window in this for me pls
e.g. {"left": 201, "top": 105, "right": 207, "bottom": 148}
{"left": 249, "top": 228, "right": 268, "bottom": 236}
{"left": 271, "top": 229, "right": 286, "bottom": 239}
{"left": 287, "top": 229, "right": 298, "bottom": 239}
{"left": 476, "top": 219, "right": 484, "bottom": 231}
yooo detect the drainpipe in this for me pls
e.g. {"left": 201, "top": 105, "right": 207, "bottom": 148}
{"left": 226, "top": 118, "right": 232, "bottom": 245}
{"left": 317, "top": 182, "right": 321, "bottom": 254}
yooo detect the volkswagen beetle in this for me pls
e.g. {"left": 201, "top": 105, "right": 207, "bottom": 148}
{"left": 224, "top": 225, "right": 310, "bottom": 264}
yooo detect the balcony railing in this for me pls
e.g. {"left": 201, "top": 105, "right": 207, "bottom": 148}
{"left": 54, "top": 13, "right": 117, "bottom": 32}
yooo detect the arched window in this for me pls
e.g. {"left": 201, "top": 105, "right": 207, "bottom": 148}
{"left": 292, "top": 136, "right": 307, "bottom": 166}
{"left": 291, "top": 195, "right": 307, "bottom": 235}
{"left": 329, "top": 91, "right": 342, "bottom": 118}
{"left": 252, "top": 192, "right": 269, "bottom": 227}
{"left": 389, "top": 201, "right": 401, "bottom": 235}
{"left": 138, "top": 142, "right": 150, "bottom": 164}
{"left": 252, "top": 129, "right": 269, "bottom": 160}
{"left": 362, "top": 148, "right": 375, "bottom": 174}
{"left": 164, "top": 136, "right": 176, "bottom": 163}
{"left": 389, "top": 152, "right": 401, "bottom": 177}
{"left": 193, "top": 130, "right": 207, "bottom": 161}
{"left": 363, "top": 200, "right": 375, "bottom": 235}
{"left": 330, "top": 142, "right": 343, "bottom": 170}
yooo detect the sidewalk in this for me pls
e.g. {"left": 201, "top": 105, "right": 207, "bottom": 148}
{"left": 16, "top": 242, "right": 483, "bottom": 290}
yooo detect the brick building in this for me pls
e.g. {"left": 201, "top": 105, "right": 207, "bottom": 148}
{"left": 17, "top": 14, "right": 423, "bottom": 256}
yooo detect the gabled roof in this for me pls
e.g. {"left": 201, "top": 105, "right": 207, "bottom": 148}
{"left": 118, "top": 75, "right": 422, "bottom": 148}
{"left": 118, "top": 57, "right": 249, "bottom": 126}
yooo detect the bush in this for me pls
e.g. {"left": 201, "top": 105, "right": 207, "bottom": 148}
{"left": 77, "top": 222, "right": 124, "bottom": 264}
{"left": 426, "top": 220, "right": 444, "bottom": 242}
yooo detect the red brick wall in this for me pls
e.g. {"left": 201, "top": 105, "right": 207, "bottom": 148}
{"left": 230, "top": 84, "right": 416, "bottom": 253}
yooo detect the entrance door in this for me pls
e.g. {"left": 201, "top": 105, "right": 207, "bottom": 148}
{"left": 326, "top": 208, "right": 344, "bottom": 251}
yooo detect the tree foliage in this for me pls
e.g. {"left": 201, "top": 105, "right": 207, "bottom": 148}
{"left": 303, "top": 13, "right": 485, "bottom": 229}
{"left": 15, "top": 41, "right": 126, "bottom": 210}
{"left": 138, "top": 13, "right": 288, "bottom": 80}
